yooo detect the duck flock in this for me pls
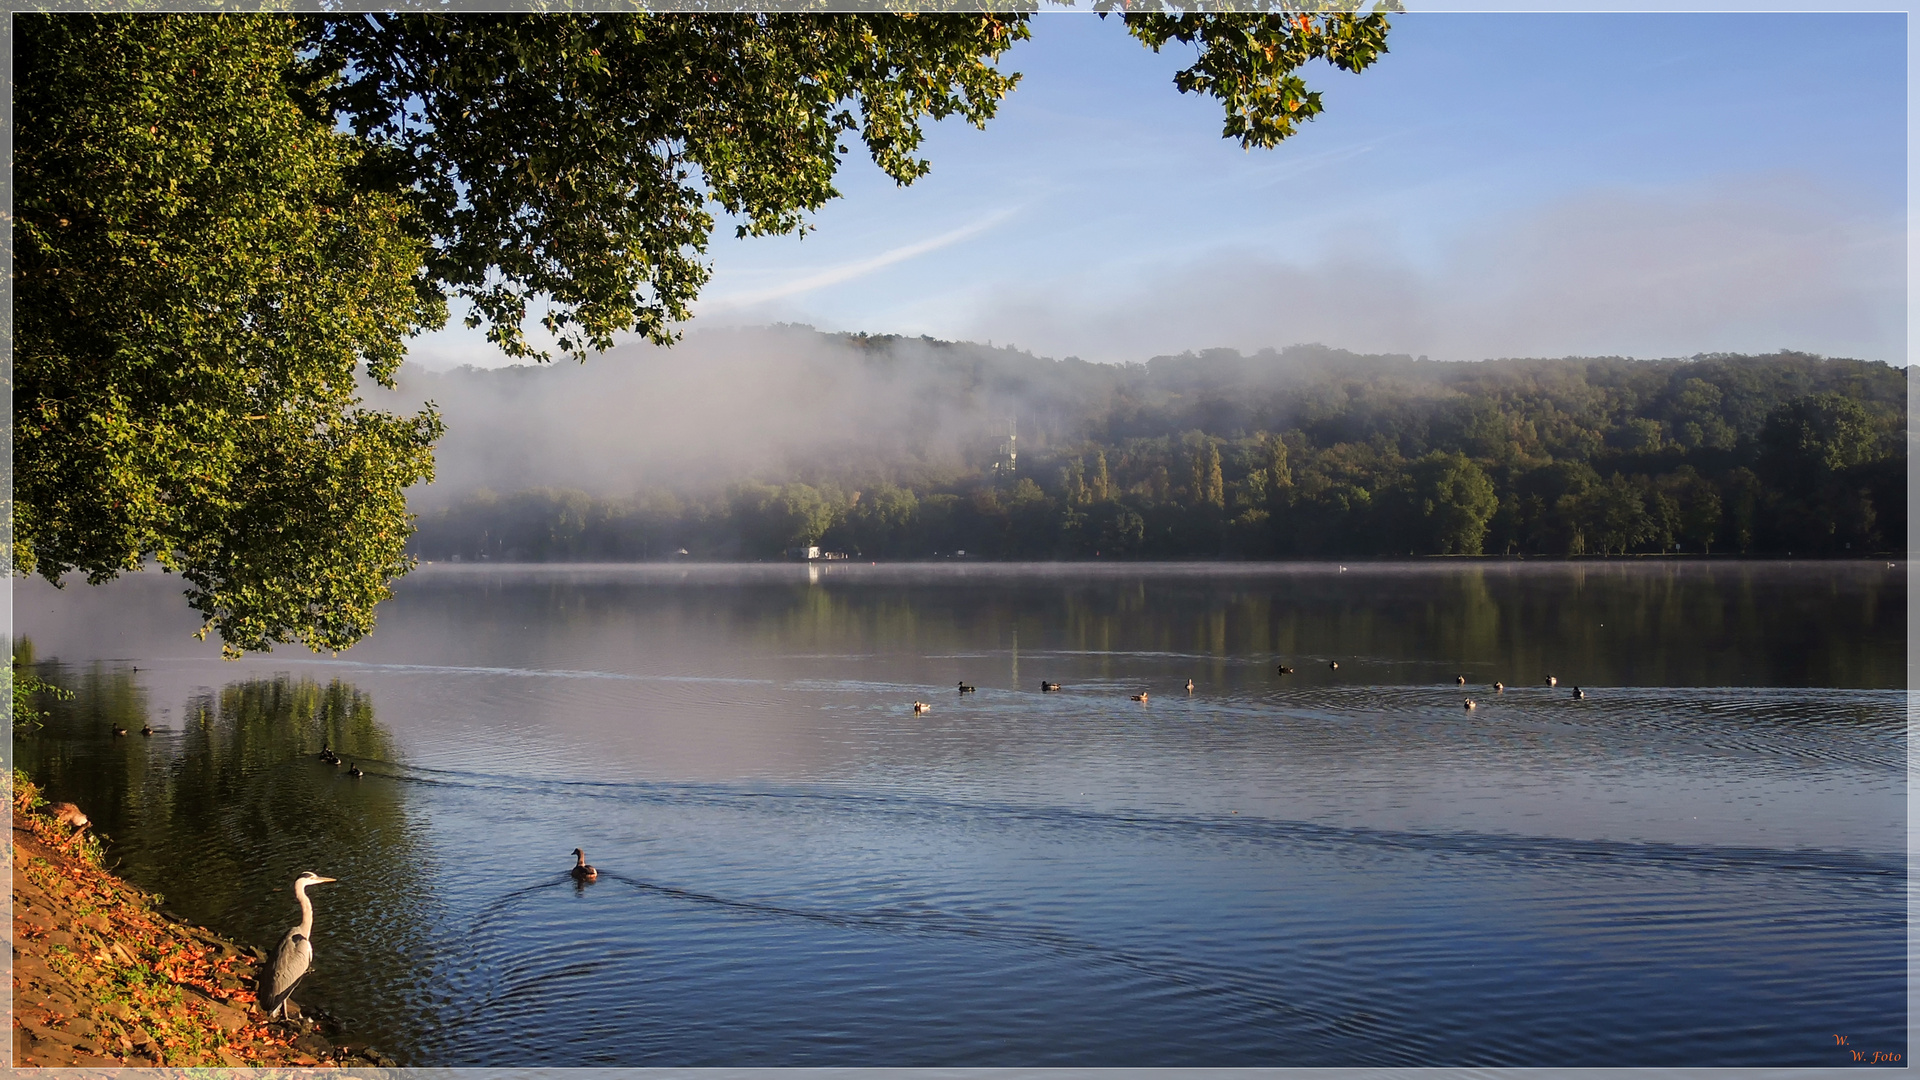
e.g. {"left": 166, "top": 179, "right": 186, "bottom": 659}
{"left": 903, "top": 664, "right": 1589, "bottom": 714}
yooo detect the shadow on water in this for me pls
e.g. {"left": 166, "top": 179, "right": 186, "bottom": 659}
{"left": 14, "top": 661, "right": 438, "bottom": 1061}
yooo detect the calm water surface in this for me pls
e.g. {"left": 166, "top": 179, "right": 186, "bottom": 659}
{"left": 12, "top": 561, "right": 1906, "bottom": 1066}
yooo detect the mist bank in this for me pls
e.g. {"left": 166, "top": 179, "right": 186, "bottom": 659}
{"left": 397, "top": 328, "right": 1906, "bottom": 561}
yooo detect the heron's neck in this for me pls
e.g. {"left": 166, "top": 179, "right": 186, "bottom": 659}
{"left": 294, "top": 885, "right": 316, "bottom": 938}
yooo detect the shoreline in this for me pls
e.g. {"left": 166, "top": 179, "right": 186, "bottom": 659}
{"left": 10, "top": 771, "right": 397, "bottom": 1069}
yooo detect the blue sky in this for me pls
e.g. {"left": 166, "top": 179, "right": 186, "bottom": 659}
{"left": 407, "top": 12, "right": 1906, "bottom": 368}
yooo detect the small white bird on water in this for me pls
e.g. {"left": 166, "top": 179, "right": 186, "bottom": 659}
{"left": 261, "top": 872, "right": 337, "bottom": 1020}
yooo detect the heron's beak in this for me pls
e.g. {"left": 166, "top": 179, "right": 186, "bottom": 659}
{"left": 314, "top": 876, "right": 338, "bottom": 884}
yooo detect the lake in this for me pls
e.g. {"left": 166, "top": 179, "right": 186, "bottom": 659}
{"left": 11, "top": 560, "right": 1906, "bottom": 1067}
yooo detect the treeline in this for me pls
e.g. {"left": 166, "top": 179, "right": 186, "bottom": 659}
{"left": 408, "top": 341, "right": 1906, "bottom": 561}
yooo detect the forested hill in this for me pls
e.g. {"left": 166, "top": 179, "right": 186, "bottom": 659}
{"left": 402, "top": 328, "right": 1906, "bottom": 561}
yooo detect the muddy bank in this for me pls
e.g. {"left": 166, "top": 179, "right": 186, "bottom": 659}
{"left": 11, "top": 773, "right": 400, "bottom": 1069}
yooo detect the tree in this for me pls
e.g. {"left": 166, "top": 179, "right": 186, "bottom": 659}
{"left": 1661, "top": 466, "right": 1722, "bottom": 554}
{"left": 835, "top": 484, "right": 920, "bottom": 557}
{"left": 15, "top": 15, "right": 443, "bottom": 656}
{"left": 1758, "top": 393, "right": 1877, "bottom": 493}
{"left": 731, "top": 482, "right": 841, "bottom": 555}
{"left": 1190, "top": 437, "right": 1225, "bottom": 508}
{"left": 17, "top": 10, "right": 1394, "bottom": 653}
{"left": 1588, "top": 474, "right": 1653, "bottom": 556}
{"left": 1642, "top": 477, "right": 1679, "bottom": 554}
{"left": 1403, "top": 452, "right": 1497, "bottom": 555}
{"left": 1758, "top": 394, "right": 1883, "bottom": 553}
{"left": 1721, "top": 467, "right": 1764, "bottom": 553}
{"left": 1262, "top": 432, "right": 1293, "bottom": 505}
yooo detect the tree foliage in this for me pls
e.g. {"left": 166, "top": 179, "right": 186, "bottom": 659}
{"left": 15, "top": 14, "right": 444, "bottom": 655}
{"left": 1400, "top": 452, "right": 1496, "bottom": 555}
{"left": 1122, "top": 7, "right": 1391, "bottom": 148}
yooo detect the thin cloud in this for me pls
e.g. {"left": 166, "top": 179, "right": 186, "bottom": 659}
{"left": 701, "top": 207, "right": 1022, "bottom": 311}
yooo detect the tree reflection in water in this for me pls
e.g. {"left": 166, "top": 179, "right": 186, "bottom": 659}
{"left": 399, "top": 562, "right": 1901, "bottom": 690}
{"left": 16, "top": 667, "right": 437, "bottom": 1060}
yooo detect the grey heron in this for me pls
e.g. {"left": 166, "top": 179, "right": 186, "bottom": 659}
{"left": 571, "top": 849, "right": 598, "bottom": 882}
{"left": 260, "top": 871, "right": 336, "bottom": 1019}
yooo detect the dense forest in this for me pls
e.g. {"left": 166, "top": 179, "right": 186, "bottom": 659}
{"left": 405, "top": 333, "right": 1907, "bottom": 561}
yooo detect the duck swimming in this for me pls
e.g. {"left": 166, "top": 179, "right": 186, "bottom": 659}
{"left": 571, "top": 848, "right": 598, "bottom": 882}
{"left": 1572, "top": 687, "right": 1585, "bottom": 699}
{"left": 1276, "top": 665, "right": 1294, "bottom": 675}
{"left": 1456, "top": 675, "right": 1467, "bottom": 685}
{"left": 1546, "top": 675, "right": 1558, "bottom": 687}
{"left": 958, "top": 683, "right": 976, "bottom": 693}
{"left": 346, "top": 763, "right": 364, "bottom": 778}
{"left": 1040, "top": 681, "right": 1061, "bottom": 692}
{"left": 111, "top": 725, "right": 128, "bottom": 737}
{"left": 1130, "top": 692, "right": 1149, "bottom": 702}
{"left": 141, "top": 723, "right": 154, "bottom": 736}
{"left": 1493, "top": 681, "right": 1505, "bottom": 692}
{"left": 1463, "top": 698, "right": 1477, "bottom": 710}
{"left": 1185, "top": 679, "right": 1195, "bottom": 692}
{"left": 1328, "top": 661, "right": 1339, "bottom": 671}
{"left": 912, "top": 701, "right": 930, "bottom": 714}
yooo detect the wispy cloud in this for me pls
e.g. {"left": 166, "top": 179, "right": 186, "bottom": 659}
{"left": 700, "top": 207, "right": 1021, "bottom": 311}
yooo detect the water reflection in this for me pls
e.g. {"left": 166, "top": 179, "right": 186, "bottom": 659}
{"left": 386, "top": 561, "right": 1904, "bottom": 689}
{"left": 15, "top": 665, "right": 436, "bottom": 1055}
